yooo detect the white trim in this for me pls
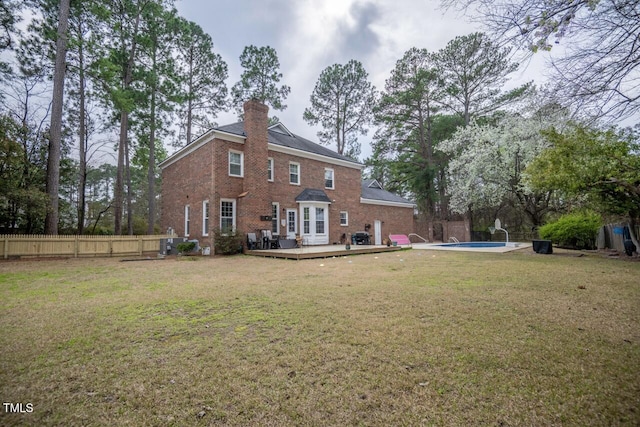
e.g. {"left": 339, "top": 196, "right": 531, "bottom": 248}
{"left": 159, "top": 130, "right": 245, "bottom": 169}
{"left": 268, "top": 122, "right": 294, "bottom": 137}
{"left": 299, "top": 202, "right": 329, "bottom": 245}
{"left": 374, "top": 220, "right": 382, "bottom": 245}
{"left": 202, "top": 200, "right": 210, "bottom": 236}
{"left": 340, "top": 211, "right": 349, "bottom": 226}
{"left": 267, "top": 157, "right": 274, "bottom": 182}
{"left": 271, "top": 202, "right": 280, "bottom": 235}
{"left": 220, "top": 198, "right": 236, "bottom": 231}
{"left": 159, "top": 127, "right": 363, "bottom": 171}
{"left": 184, "top": 205, "right": 190, "bottom": 237}
{"left": 360, "top": 198, "right": 415, "bottom": 208}
{"left": 268, "top": 143, "right": 363, "bottom": 170}
{"left": 324, "top": 168, "right": 335, "bottom": 190}
{"left": 228, "top": 150, "right": 244, "bottom": 177}
{"left": 286, "top": 209, "right": 298, "bottom": 239}
{"left": 367, "top": 179, "right": 383, "bottom": 189}
{"left": 289, "top": 162, "right": 300, "bottom": 185}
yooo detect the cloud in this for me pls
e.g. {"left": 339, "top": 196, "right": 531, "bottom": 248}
{"left": 174, "top": 0, "right": 486, "bottom": 156}
{"left": 335, "top": 2, "right": 382, "bottom": 61}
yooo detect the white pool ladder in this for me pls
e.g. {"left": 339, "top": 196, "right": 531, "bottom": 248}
{"left": 448, "top": 236, "right": 460, "bottom": 243}
{"left": 408, "top": 233, "right": 428, "bottom": 243}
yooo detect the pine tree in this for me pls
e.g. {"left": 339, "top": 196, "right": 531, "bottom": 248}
{"left": 303, "top": 60, "right": 376, "bottom": 159}
{"left": 231, "top": 45, "right": 290, "bottom": 115}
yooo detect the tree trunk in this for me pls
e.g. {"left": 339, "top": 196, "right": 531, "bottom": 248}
{"left": 77, "top": 20, "right": 87, "bottom": 234}
{"left": 44, "top": 0, "right": 71, "bottom": 235}
{"left": 114, "top": 5, "right": 141, "bottom": 235}
{"left": 418, "top": 103, "right": 436, "bottom": 217}
{"left": 186, "top": 45, "right": 193, "bottom": 145}
{"left": 147, "top": 34, "right": 158, "bottom": 235}
{"left": 628, "top": 216, "right": 640, "bottom": 253}
{"left": 148, "top": 113, "right": 156, "bottom": 235}
{"left": 114, "top": 112, "right": 126, "bottom": 235}
{"left": 125, "top": 136, "right": 133, "bottom": 235}
{"left": 336, "top": 98, "right": 343, "bottom": 155}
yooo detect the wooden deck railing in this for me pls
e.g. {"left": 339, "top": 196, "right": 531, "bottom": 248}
{"left": 0, "top": 234, "right": 172, "bottom": 259}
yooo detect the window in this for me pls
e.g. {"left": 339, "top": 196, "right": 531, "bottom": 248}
{"left": 202, "top": 201, "right": 210, "bottom": 236}
{"left": 220, "top": 199, "right": 236, "bottom": 231}
{"left": 325, "top": 168, "right": 334, "bottom": 189}
{"left": 271, "top": 203, "right": 279, "bottom": 234}
{"left": 267, "top": 158, "right": 274, "bottom": 181}
{"left": 315, "top": 207, "right": 325, "bottom": 234}
{"left": 289, "top": 162, "right": 300, "bottom": 185}
{"left": 303, "top": 207, "right": 310, "bottom": 234}
{"left": 229, "top": 151, "right": 243, "bottom": 177}
{"left": 184, "top": 205, "right": 190, "bottom": 236}
{"left": 340, "top": 211, "right": 348, "bottom": 226}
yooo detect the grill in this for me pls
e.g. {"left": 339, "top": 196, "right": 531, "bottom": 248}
{"left": 352, "top": 231, "right": 370, "bottom": 245}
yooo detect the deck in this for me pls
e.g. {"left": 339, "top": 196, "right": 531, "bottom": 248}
{"left": 246, "top": 244, "right": 404, "bottom": 260}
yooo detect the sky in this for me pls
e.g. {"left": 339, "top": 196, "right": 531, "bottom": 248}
{"left": 174, "top": 0, "right": 549, "bottom": 159}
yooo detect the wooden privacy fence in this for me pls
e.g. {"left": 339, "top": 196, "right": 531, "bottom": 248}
{"left": 1, "top": 235, "right": 171, "bottom": 259}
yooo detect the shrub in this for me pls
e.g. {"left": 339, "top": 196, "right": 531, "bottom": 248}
{"left": 539, "top": 211, "right": 602, "bottom": 249}
{"left": 213, "top": 228, "right": 244, "bottom": 255}
{"left": 176, "top": 241, "right": 196, "bottom": 255}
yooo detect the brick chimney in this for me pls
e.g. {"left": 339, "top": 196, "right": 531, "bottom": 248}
{"left": 238, "top": 99, "right": 271, "bottom": 236}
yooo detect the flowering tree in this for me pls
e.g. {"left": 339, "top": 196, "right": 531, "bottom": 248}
{"left": 440, "top": 107, "right": 567, "bottom": 226}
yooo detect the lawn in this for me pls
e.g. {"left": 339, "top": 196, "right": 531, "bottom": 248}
{"left": 0, "top": 249, "right": 638, "bottom": 426}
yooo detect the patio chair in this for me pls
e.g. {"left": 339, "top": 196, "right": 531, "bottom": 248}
{"left": 261, "top": 230, "right": 279, "bottom": 249}
{"left": 389, "top": 234, "right": 412, "bottom": 247}
{"left": 247, "top": 233, "right": 258, "bottom": 250}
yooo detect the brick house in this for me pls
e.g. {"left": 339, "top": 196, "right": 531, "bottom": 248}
{"left": 159, "top": 99, "right": 415, "bottom": 250}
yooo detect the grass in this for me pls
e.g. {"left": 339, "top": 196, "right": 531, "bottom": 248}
{"left": 0, "top": 249, "right": 638, "bottom": 426}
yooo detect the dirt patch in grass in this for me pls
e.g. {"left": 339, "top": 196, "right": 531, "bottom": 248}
{"left": 1, "top": 250, "right": 639, "bottom": 426}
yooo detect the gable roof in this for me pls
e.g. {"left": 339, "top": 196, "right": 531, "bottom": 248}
{"left": 160, "top": 120, "right": 363, "bottom": 170}
{"left": 361, "top": 179, "right": 414, "bottom": 207}
{"left": 268, "top": 122, "right": 294, "bottom": 137}
{"left": 216, "top": 121, "right": 360, "bottom": 166}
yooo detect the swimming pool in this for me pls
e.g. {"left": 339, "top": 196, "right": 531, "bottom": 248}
{"left": 435, "top": 242, "right": 509, "bottom": 248}
{"left": 412, "top": 241, "right": 529, "bottom": 252}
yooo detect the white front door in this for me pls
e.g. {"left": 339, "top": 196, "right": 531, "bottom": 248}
{"left": 300, "top": 203, "right": 329, "bottom": 245}
{"left": 286, "top": 209, "right": 297, "bottom": 239}
{"left": 374, "top": 220, "right": 382, "bottom": 245}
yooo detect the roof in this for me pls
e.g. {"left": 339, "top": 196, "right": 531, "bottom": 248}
{"left": 361, "top": 179, "right": 414, "bottom": 207}
{"left": 295, "top": 188, "right": 332, "bottom": 203}
{"left": 160, "top": 120, "right": 364, "bottom": 170}
{"left": 216, "top": 121, "right": 360, "bottom": 165}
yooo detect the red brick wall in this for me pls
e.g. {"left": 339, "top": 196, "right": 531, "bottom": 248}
{"left": 161, "top": 102, "right": 416, "bottom": 248}
{"left": 349, "top": 203, "right": 414, "bottom": 244}
{"left": 240, "top": 100, "right": 271, "bottom": 234}
{"left": 160, "top": 141, "right": 214, "bottom": 246}
{"left": 413, "top": 218, "right": 471, "bottom": 243}
{"left": 162, "top": 141, "right": 416, "bottom": 247}
{"left": 265, "top": 151, "right": 414, "bottom": 244}
{"left": 267, "top": 149, "right": 363, "bottom": 242}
